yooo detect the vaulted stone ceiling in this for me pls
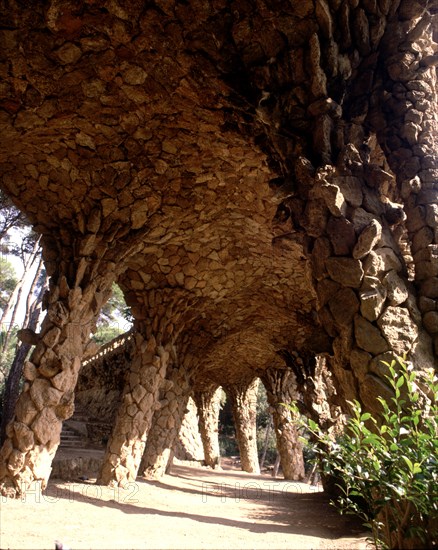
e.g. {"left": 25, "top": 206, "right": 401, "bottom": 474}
{"left": 0, "top": 0, "right": 326, "bottom": 385}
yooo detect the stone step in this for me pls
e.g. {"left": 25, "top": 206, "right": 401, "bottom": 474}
{"left": 61, "top": 434, "right": 83, "bottom": 441}
{"left": 69, "top": 416, "right": 89, "bottom": 423}
{"left": 61, "top": 429, "right": 82, "bottom": 437}
{"left": 59, "top": 403, "right": 107, "bottom": 450}
{"left": 60, "top": 438, "right": 84, "bottom": 448}
{"left": 61, "top": 434, "right": 82, "bottom": 441}
{"left": 60, "top": 424, "right": 86, "bottom": 448}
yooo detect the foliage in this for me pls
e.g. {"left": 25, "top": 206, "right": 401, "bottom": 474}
{"left": 0, "top": 326, "right": 18, "bottom": 390}
{"left": 91, "top": 324, "right": 125, "bottom": 347}
{"left": 256, "top": 382, "right": 270, "bottom": 428}
{"left": 219, "top": 433, "right": 239, "bottom": 457}
{"left": 218, "top": 382, "right": 278, "bottom": 466}
{"left": 97, "top": 283, "right": 132, "bottom": 328}
{"left": 0, "top": 190, "right": 27, "bottom": 243}
{"left": 256, "top": 423, "right": 277, "bottom": 464}
{"left": 91, "top": 284, "right": 132, "bottom": 346}
{"left": 289, "top": 357, "right": 438, "bottom": 549}
{"left": 0, "top": 258, "right": 17, "bottom": 313}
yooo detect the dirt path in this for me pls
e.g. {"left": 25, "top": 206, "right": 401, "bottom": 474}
{"left": 0, "top": 460, "right": 370, "bottom": 549}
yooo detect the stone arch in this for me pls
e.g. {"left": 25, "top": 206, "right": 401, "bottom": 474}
{"left": 0, "top": 0, "right": 436, "bottom": 496}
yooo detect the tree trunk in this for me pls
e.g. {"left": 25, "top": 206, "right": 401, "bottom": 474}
{"left": 0, "top": 267, "right": 47, "bottom": 445}
{"left": 272, "top": 453, "right": 281, "bottom": 478}
{"left": 259, "top": 414, "right": 272, "bottom": 471}
{"left": 0, "top": 237, "right": 41, "bottom": 363}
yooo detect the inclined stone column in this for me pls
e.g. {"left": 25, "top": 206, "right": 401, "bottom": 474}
{"left": 97, "top": 331, "right": 170, "bottom": 486}
{"left": 298, "top": 128, "right": 437, "bottom": 415}
{"left": 174, "top": 396, "right": 205, "bottom": 463}
{"left": 194, "top": 385, "right": 221, "bottom": 469}
{"left": 226, "top": 378, "right": 260, "bottom": 474}
{"left": 139, "top": 361, "right": 191, "bottom": 479}
{"left": 261, "top": 368, "right": 305, "bottom": 481}
{"left": 0, "top": 269, "right": 113, "bottom": 497}
{"left": 376, "top": 4, "right": 438, "bottom": 356}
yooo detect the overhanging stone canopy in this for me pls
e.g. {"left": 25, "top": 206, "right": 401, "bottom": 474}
{"left": 0, "top": 0, "right": 437, "bottom": 495}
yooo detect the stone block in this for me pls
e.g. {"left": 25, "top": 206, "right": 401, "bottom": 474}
{"left": 326, "top": 216, "right": 356, "bottom": 255}
{"left": 51, "top": 367, "right": 77, "bottom": 392}
{"left": 423, "top": 311, "right": 438, "bottom": 333}
{"left": 319, "top": 184, "right": 347, "bottom": 217}
{"left": 30, "top": 378, "right": 63, "bottom": 410}
{"left": 419, "top": 277, "right": 438, "bottom": 298}
{"left": 412, "top": 226, "right": 434, "bottom": 255}
{"left": 23, "top": 362, "right": 37, "bottom": 382}
{"left": 126, "top": 403, "right": 138, "bottom": 417}
{"left": 337, "top": 176, "right": 363, "bottom": 207}
{"left": 360, "top": 285, "right": 387, "bottom": 321}
{"left": 415, "top": 259, "right": 438, "bottom": 280}
{"left": 328, "top": 287, "right": 359, "bottom": 326}
{"left": 326, "top": 257, "right": 364, "bottom": 287}
{"left": 350, "top": 347, "right": 372, "bottom": 382}
{"left": 7, "top": 449, "right": 26, "bottom": 475}
{"left": 13, "top": 422, "right": 35, "bottom": 452}
{"left": 351, "top": 208, "right": 379, "bottom": 232}
{"left": 317, "top": 306, "right": 337, "bottom": 337}
{"left": 132, "top": 384, "right": 147, "bottom": 405}
{"left": 354, "top": 314, "right": 388, "bottom": 354}
{"left": 363, "top": 247, "right": 402, "bottom": 276}
{"left": 303, "top": 199, "right": 330, "bottom": 236}
{"left": 15, "top": 393, "right": 39, "bottom": 425}
{"left": 31, "top": 407, "right": 61, "bottom": 446}
{"left": 353, "top": 219, "right": 382, "bottom": 259}
{"left": 310, "top": 237, "right": 332, "bottom": 280}
{"left": 317, "top": 278, "right": 341, "bottom": 306}
{"left": 359, "top": 373, "right": 393, "bottom": 416}
{"left": 0, "top": 439, "right": 13, "bottom": 461}
{"left": 383, "top": 270, "right": 409, "bottom": 306}
{"left": 418, "top": 295, "right": 436, "bottom": 313}
{"left": 406, "top": 205, "right": 426, "bottom": 232}
{"left": 377, "top": 306, "right": 418, "bottom": 356}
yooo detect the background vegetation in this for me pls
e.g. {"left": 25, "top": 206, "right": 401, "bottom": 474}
{"left": 290, "top": 358, "right": 438, "bottom": 549}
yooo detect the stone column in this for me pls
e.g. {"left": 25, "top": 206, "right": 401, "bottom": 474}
{"left": 139, "top": 362, "right": 191, "bottom": 480}
{"left": 174, "top": 396, "right": 204, "bottom": 463}
{"left": 301, "top": 137, "right": 436, "bottom": 414}
{"left": 226, "top": 379, "right": 260, "bottom": 474}
{"left": 97, "top": 332, "right": 169, "bottom": 486}
{"left": 376, "top": 4, "right": 438, "bottom": 355}
{"left": 0, "top": 271, "right": 112, "bottom": 497}
{"left": 194, "top": 385, "right": 221, "bottom": 469}
{"left": 261, "top": 368, "right": 305, "bottom": 481}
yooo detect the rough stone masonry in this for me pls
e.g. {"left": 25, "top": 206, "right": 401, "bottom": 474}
{"left": 0, "top": 0, "right": 436, "bottom": 496}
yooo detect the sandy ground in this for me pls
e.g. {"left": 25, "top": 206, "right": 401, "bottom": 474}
{"left": 0, "top": 459, "right": 370, "bottom": 550}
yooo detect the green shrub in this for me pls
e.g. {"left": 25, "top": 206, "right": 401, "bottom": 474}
{"left": 289, "top": 357, "right": 437, "bottom": 549}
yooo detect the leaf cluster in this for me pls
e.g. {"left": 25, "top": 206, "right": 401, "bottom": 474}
{"left": 289, "top": 357, "right": 437, "bottom": 549}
